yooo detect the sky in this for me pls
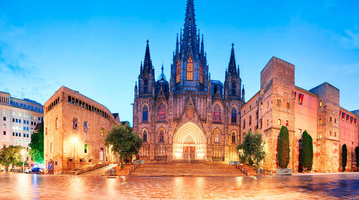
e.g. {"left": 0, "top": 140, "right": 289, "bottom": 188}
{"left": 0, "top": 0, "right": 358, "bottom": 123}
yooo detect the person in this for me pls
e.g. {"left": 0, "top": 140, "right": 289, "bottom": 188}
{"left": 48, "top": 160, "right": 54, "bottom": 174}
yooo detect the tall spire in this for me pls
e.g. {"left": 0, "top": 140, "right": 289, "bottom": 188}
{"left": 143, "top": 40, "right": 153, "bottom": 73}
{"left": 201, "top": 34, "right": 204, "bottom": 55}
{"left": 182, "top": 0, "right": 198, "bottom": 55}
{"left": 176, "top": 34, "right": 179, "bottom": 55}
{"left": 228, "top": 43, "right": 237, "bottom": 75}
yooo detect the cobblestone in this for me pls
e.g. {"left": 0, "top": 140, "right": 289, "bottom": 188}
{"left": 0, "top": 173, "right": 359, "bottom": 199}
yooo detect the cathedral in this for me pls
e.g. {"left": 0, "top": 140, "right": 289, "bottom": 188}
{"left": 133, "top": 0, "right": 244, "bottom": 162}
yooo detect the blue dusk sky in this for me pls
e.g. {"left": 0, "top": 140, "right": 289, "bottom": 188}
{"left": 0, "top": 0, "right": 358, "bottom": 122}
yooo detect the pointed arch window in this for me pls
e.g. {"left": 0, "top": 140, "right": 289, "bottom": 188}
{"left": 176, "top": 60, "right": 180, "bottom": 83}
{"left": 143, "top": 130, "right": 148, "bottom": 142}
{"left": 159, "top": 129, "right": 164, "bottom": 143}
{"left": 142, "top": 105, "right": 148, "bottom": 122}
{"left": 231, "top": 80, "right": 236, "bottom": 95}
{"left": 187, "top": 57, "right": 193, "bottom": 80}
{"left": 200, "top": 62, "right": 204, "bottom": 84}
{"left": 158, "top": 103, "right": 166, "bottom": 121}
{"left": 232, "top": 132, "right": 236, "bottom": 144}
{"left": 214, "top": 129, "right": 220, "bottom": 143}
{"left": 144, "top": 78, "right": 148, "bottom": 94}
{"left": 231, "top": 107, "right": 237, "bottom": 123}
{"left": 213, "top": 104, "right": 221, "bottom": 122}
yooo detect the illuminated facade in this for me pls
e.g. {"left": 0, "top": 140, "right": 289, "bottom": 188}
{"left": 133, "top": 0, "right": 244, "bottom": 162}
{"left": 44, "top": 86, "right": 116, "bottom": 173}
{"left": 241, "top": 57, "right": 359, "bottom": 172}
{"left": 0, "top": 91, "right": 43, "bottom": 164}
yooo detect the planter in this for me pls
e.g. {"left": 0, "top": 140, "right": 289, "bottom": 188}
{"left": 276, "top": 168, "right": 292, "bottom": 176}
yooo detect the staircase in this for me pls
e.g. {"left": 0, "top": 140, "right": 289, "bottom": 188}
{"left": 130, "top": 162, "right": 246, "bottom": 177}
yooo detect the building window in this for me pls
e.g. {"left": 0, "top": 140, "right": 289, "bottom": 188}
{"left": 142, "top": 105, "right": 148, "bottom": 122}
{"left": 249, "top": 116, "right": 252, "bottom": 126}
{"left": 84, "top": 144, "right": 88, "bottom": 153}
{"left": 266, "top": 119, "right": 269, "bottom": 126}
{"left": 84, "top": 122, "right": 88, "bottom": 132}
{"left": 318, "top": 133, "right": 322, "bottom": 139}
{"left": 3, "top": 117, "right": 5, "bottom": 121}
{"left": 3, "top": 131, "right": 5, "bottom": 135}
{"left": 231, "top": 80, "right": 236, "bottom": 96}
{"left": 159, "top": 129, "right": 164, "bottom": 142}
{"left": 144, "top": 78, "right": 148, "bottom": 94}
{"left": 187, "top": 57, "right": 193, "bottom": 80}
{"left": 55, "top": 118, "right": 59, "bottom": 130}
{"left": 260, "top": 101, "right": 263, "bottom": 109}
{"left": 286, "top": 120, "right": 288, "bottom": 126}
{"left": 334, "top": 132, "right": 337, "bottom": 137}
{"left": 330, "top": 117, "right": 332, "bottom": 122}
{"left": 215, "top": 134, "right": 219, "bottom": 143}
{"left": 73, "top": 118, "right": 77, "bottom": 130}
{"left": 101, "top": 128, "right": 104, "bottom": 137}
{"left": 354, "top": 119, "right": 357, "bottom": 126}
{"left": 299, "top": 94, "right": 304, "bottom": 105}
{"left": 286, "top": 102, "right": 290, "bottom": 109}
{"left": 350, "top": 116, "right": 354, "bottom": 124}
{"left": 319, "top": 118, "right": 322, "bottom": 125}
{"left": 319, "top": 101, "right": 323, "bottom": 107}
{"left": 243, "top": 120, "right": 246, "bottom": 129}
{"left": 278, "top": 119, "right": 281, "bottom": 125}
{"left": 157, "top": 103, "right": 166, "bottom": 121}
{"left": 232, "top": 132, "right": 235, "bottom": 144}
{"left": 277, "top": 99, "right": 281, "bottom": 107}
{"left": 346, "top": 114, "right": 350, "bottom": 122}
{"left": 176, "top": 60, "right": 181, "bottom": 83}
{"left": 143, "top": 130, "right": 148, "bottom": 142}
{"left": 213, "top": 105, "right": 221, "bottom": 122}
{"left": 342, "top": 112, "right": 345, "bottom": 120}
{"left": 334, "top": 118, "right": 337, "bottom": 123}
{"left": 3, "top": 124, "right": 5, "bottom": 128}
{"left": 231, "top": 108, "right": 237, "bottom": 123}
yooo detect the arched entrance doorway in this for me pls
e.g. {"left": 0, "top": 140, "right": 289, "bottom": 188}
{"left": 173, "top": 122, "right": 207, "bottom": 160}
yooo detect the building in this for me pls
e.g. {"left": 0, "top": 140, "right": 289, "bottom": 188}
{"left": 0, "top": 91, "right": 43, "bottom": 163}
{"left": 240, "top": 57, "right": 359, "bottom": 172}
{"left": 44, "top": 86, "right": 117, "bottom": 173}
{"left": 133, "top": 0, "right": 244, "bottom": 162}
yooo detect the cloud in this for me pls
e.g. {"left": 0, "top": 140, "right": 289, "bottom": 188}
{"left": 342, "top": 27, "right": 359, "bottom": 49}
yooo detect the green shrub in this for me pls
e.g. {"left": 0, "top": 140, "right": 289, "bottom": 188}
{"left": 342, "top": 144, "right": 347, "bottom": 171}
{"left": 278, "top": 126, "right": 290, "bottom": 168}
{"left": 301, "top": 131, "right": 313, "bottom": 171}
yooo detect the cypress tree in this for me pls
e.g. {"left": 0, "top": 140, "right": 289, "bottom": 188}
{"left": 355, "top": 146, "right": 359, "bottom": 172}
{"left": 342, "top": 144, "right": 347, "bottom": 172}
{"left": 308, "top": 133, "right": 313, "bottom": 171}
{"left": 301, "top": 131, "right": 310, "bottom": 171}
{"left": 278, "top": 126, "right": 290, "bottom": 169}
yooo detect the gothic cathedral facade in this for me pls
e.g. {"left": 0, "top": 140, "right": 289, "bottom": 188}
{"left": 133, "top": 0, "right": 244, "bottom": 162}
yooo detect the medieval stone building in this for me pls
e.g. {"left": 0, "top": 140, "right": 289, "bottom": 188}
{"left": 133, "top": 0, "right": 244, "bottom": 162}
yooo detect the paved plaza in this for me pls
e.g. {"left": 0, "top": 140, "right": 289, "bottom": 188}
{"left": 1, "top": 173, "right": 359, "bottom": 199}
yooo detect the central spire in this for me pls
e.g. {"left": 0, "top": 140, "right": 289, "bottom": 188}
{"left": 143, "top": 40, "right": 153, "bottom": 73}
{"left": 182, "top": 0, "right": 198, "bottom": 55}
{"left": 228, "top": 43, "right": 237, "bottom": 75}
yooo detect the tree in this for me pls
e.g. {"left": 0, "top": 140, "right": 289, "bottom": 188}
{"left": 355, "top": 146, "right": 359, "bottom": 172}
{"left": 237, "top": 130, "right": 266, "bottom": 169}
{"left": 342, "top": 144, "right": 347, "bottom": 171}
{"left": 0, "top": 145, "right": 24, "bottom": 171}
{"left": 29, "top": 118, "right": 44, "bottom": 164}
{"left": 278, "top": 126, "right": 290, "bottom": 169}
{"left": 104, "top": 123, "right": 142, "bottom": 164}
{"left": 301, "top": 131, "right": 313, "bottom": 171}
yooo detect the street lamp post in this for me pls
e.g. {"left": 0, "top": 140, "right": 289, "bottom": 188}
{"left": 21, "top": 149, "right": 26, "bottom": 173}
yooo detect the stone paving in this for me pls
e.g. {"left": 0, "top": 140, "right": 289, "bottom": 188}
{"left": 0, "top": 173, "right": 359, "bottom": 199}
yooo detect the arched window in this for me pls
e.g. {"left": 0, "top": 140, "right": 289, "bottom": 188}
{"left": 157, "top": 103, "right": 166, "bottom": 120}
{"left": 187, "top": 57, "right": 193, "bottom": 80}
{"left": 231, "top": 80, "right": 236, "bottom": 95}
{"left": 143, "top": 130, "right": 148, "bottom": 142}
{"left": 249, "top": 116, "right": 252, "bottom": 126}
{"left": 176, "top": 60, "right": 180, "bottom": 83}
{"left": 200, "top": 62, "right": 204, "bottom": 84}
{"left": 142, "top": 105, "right": 148, "bottom": 122}
{"left": 213, "top": 105, "right": 221, "bottom": 122}
{"left": 214, "top": 85, "right": 218, "bottom": 94}
{"left": 231, "top": 107, "right": 237, "bottom": 123}
{"left": 214, "top": 129, "right": 220, "bottom": 143}
{"left": 159, "top": 129, "right": 164, "bottom": 142}
{"left": 232, "top": 132, "right": 236, "bottom": 144}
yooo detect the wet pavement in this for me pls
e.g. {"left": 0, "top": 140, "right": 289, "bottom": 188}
{"left": 1, "top": 173, "right": 359, "bottom": 199}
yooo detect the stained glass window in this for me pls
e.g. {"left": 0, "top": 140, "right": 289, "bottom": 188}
{"left": 158, "top": 103, "right": 166, "bottom": 120}
{"left": 159, "top": 129, "right": 164, "bottom": 142}
{"left": 176, "top": 60, "right": 180, "bottom": 83}
{"left": 232, "top": 132, "right": 236, "bottom": 143}
{"left": 213, "top": 105, "right": 221, "bottom": 122}
{"left": 143, "top": 105, "right": 148, "bottom": 122}
{"left": 143, "top": 130, "right": 148, "bottom": 142}
{"left": 187, "top": 57, "right": 193, "bottom": 80}
{"left": 231, "top": 108, "right": 237, "bottom": 123}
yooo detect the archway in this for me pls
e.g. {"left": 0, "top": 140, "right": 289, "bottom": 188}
{"left": 173, "top": 122, "right": 207, "bottom": 160}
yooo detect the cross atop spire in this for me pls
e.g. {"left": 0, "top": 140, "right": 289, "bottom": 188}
{"left": 182, "top": 0, "right": 198, "bottom": 55}
{"left": 228, "top": 43, "right": 237, "bottom": 75}
{"left": 143, "top": 40, "right": 153, "bottom": 73}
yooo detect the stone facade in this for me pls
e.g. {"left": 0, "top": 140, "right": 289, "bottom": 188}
{"left": 44, "top": 86, "right": 116, "bottom": 173}
{"left": 241, "top": 57, "right": 359, "bottom": 173}
{"left": 133, "top": 0, "right": 244, "bottom": 162}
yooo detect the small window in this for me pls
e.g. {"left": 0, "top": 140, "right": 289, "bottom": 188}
{"left": 231, "top": 132, "right": 236, "bottom": 143}
{"left": 73, "top": 118, "right": 77, "bottom": 130}
{"left": 318, "top": 133, "right": 322, "bottom": 139}
{"left": 354, "top": 119, "right": 357, "bottom": 126}
{"left": 278, "top": 119, "right": 281, "bottom": 125}
{"left": 346, "top": 114, "right": 350, "bottom": 122}
{"left": 277, "top": 99, "right": 281, "bottom": 107}
{"left": 213, "top": 105, "right": 222, "bottom": 122}
{"left": 249, "top": 116, "right": 252, "bottom": 126}
{"left": 142, "top": 105, "right": 149, "bottom": 122}
{"left": 55, "top": 118, "right": 59, "bottom": 130}
{"left": 334, "top": 118, "right": 337, "bottom": 123}
{"left": 101, "top": 128, "right": 104, "bottom": 137}
{"left": 319, "top": 118, "right": 322, "bottom": 125}
{"left": 215, "top": 134, "right": 219, "bottom": 143}
{"left": 3, "top": 131, "right": 5, "bottom": 135}
{"left": 159, "top": 130, "right": 164, "bottom": 142}
{"left": 231, "top": 108, "right": 237, "bottom": 123}
{"left": 342, "top": 112, "right": 345, "bottom": 120}
{"left": 84, "top": 122, "right": 88, "bottom": 132}
{"left": 286, "top": 102, "right": 290, "bottom": 109}
{"left": 330, "top": 117, "right": 332, "bottom": 122}
{"left": 350, "top": 116, "right": 354, "bottom": 124}
{"left": 299, "top": 94, "right": 304, "bottom": 105}
{"left": 334, "top": 132, "right": 337, "bottom": 137}
{"left": 143, "top": 130, "right": 148, "bottom": 142}
{"left": 243, "top": 120, "right": 246, "bottom": 129}
{"left": 260, "top": 101, "right": 263, "bottom": 109}
{"left": 84, "top": 144, "right": 88, "bottom": 153}
{"left": 319, "top": 101, "right": 323, "bottom": 107}
{"left": 3, "top": 117, "right": 6, "bottom": 121}
{"left": 286, "top": 120, "right": 288, "bottom": 126}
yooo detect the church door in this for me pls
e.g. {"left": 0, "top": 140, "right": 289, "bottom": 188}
{"left": 183, "top": 146, "right": 196, "bottom": 159}
{"left": 190, "top": 146, "right": 195, "bottom": 159}
{"left": 183, "top": 146, "right": 189, "bottom": 159}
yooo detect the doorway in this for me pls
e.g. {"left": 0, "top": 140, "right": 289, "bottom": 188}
{"left": 183, "top": 146, "right": 195, "bottom": 159}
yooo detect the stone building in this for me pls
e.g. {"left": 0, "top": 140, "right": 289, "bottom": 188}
{"left": 240, "top": 57, "right": 359, "bottom": 172}
{"left": 133, "top": 0, "right": 244, "bottom": 162}
{"left": 44, "top": 86, "right": 117, "bottom": 173}
{"left": 0, "top": 91, "right": 43, "bottom": 164}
